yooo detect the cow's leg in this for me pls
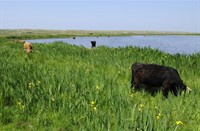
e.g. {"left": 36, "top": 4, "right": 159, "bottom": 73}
{"left": 162, "top": 88, "right": 169, "bottom": 98}
{"left": 168, "top": 82, "right": 180, "bottom": 96}
{"left": 130, "top": 79, "right": 134, "bottom": 89}
{"left": 130, "top": 81, "right": 140, "bottom": 93}
{"left": 162, "top": 85, "right": 170, "bottom": 98}
{"left": 171, "top": 87, "right": 178, "bottom": 96}
{"left": 130, "top": 70, "right": 135, "bottom": 89}
{"left": 134, "top": 82, "right": 141, "bottom": 91}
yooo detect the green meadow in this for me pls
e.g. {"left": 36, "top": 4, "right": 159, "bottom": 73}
{"left": 0, "top": 37, "right": 200, "bottom": 130}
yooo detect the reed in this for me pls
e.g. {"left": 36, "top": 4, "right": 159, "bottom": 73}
{"left": 0, "top": 38, "right": 200, "bottom": 130}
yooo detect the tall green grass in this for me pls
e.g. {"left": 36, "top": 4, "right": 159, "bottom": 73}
{"left": 0, "top": 38, "right": 200, "bottom": 130}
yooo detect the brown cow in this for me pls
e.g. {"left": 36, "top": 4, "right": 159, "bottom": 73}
{"left": 23, "top": 42, "right": 33, "bottom": 53}
{"left": 131, "top": 63, "right": 187, "bottom": 97}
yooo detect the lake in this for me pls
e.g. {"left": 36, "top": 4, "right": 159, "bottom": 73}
{"left": 26, "top": 35, "right": 200, "bottom": 55}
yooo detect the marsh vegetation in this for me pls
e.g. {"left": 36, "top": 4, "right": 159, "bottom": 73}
{"left": 0, "top": 37, "right": 200, "bottom": 130}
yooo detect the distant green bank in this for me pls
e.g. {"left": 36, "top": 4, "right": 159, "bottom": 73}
{"left": 0, "top": 38, "right": 200, "bottom": 130}
{"left": 0, "top": 29, "right": 199, "bottom": 39}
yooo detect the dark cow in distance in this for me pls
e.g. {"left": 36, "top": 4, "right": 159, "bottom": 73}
{"left": 131, "top": 63, "right": 187, "bottom": 97}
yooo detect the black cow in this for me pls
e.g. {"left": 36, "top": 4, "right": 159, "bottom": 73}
{"left": 131, "top": 63, "right": 186, "bottom": 97}
{"left": 91, "top": 41, "right": 96, "bottom": 48}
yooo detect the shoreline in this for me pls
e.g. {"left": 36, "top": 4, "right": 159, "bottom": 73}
{"left": 0, "top": 29, "right": 199, "bottom": 40}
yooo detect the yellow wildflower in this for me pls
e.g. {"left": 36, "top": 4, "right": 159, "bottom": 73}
{"left": 17, "top": 101, "right": 22, "bottom": 106}
{"left": 93, "top": 107, "right": 97, "bottom": 111}
{"left": 138, "top": 104, "right": 144, "bottom": 111}
{"left": 96, "top": 85, "right": 100, "bottom": 90}
{"left": 21, "top": 105, "right": 25, "bottom": 110}
{"left": 176, "top": 121, "right": 183, "bottom": 125}
{"left": 90, "top": 101, "right": 97, "bottom": 112}
{"left": 91, "top": 101, "right": 95, "bottom": 105}
{"left": 28, "top": 82, "right": 32, "bottom": 88}
{"left": 156, "top": 113, "right": 161, "bottom": 120}
{"left": 17, "top": 100, "right": 25, "bottom": 111}
{"left": 36, "top": 80, "right": 41, "bottom": 85}
{"left": 140, "top": 104, "right": 144, "bottom": 108}
{"left": 90, "top": 101, "right": 95, "bottom": 107}
{"left": 28, "top": 81, "right": 35, "bottom": 88}
{"left": 51, "top": 97, "right": 55, "bottom": 101}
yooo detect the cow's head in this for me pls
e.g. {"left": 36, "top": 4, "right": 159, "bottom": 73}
{"left": 180, "top": 84, "right": 187, "bottom": 92}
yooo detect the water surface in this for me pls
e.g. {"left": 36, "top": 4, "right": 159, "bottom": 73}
{"left": 27, "top": 35, "right": 200, "bottom": 54}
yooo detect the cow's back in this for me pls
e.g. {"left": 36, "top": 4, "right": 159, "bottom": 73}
{"left": 131, "top": 62, "right": 186, "bottom": 97}
{"left": 131, "top": 63, "right": 180, "bottom": 87}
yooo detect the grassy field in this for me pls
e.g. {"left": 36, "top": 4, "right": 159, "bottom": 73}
{"left": 1, "top": 29, "right": 199, "bottom": 40}
{"left": 0, "top": 37, "right": 200, "bottom": 130}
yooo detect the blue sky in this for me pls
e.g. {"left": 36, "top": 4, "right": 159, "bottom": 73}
{"left": 0, "top": 0, "right": 199, "bottom": 33}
